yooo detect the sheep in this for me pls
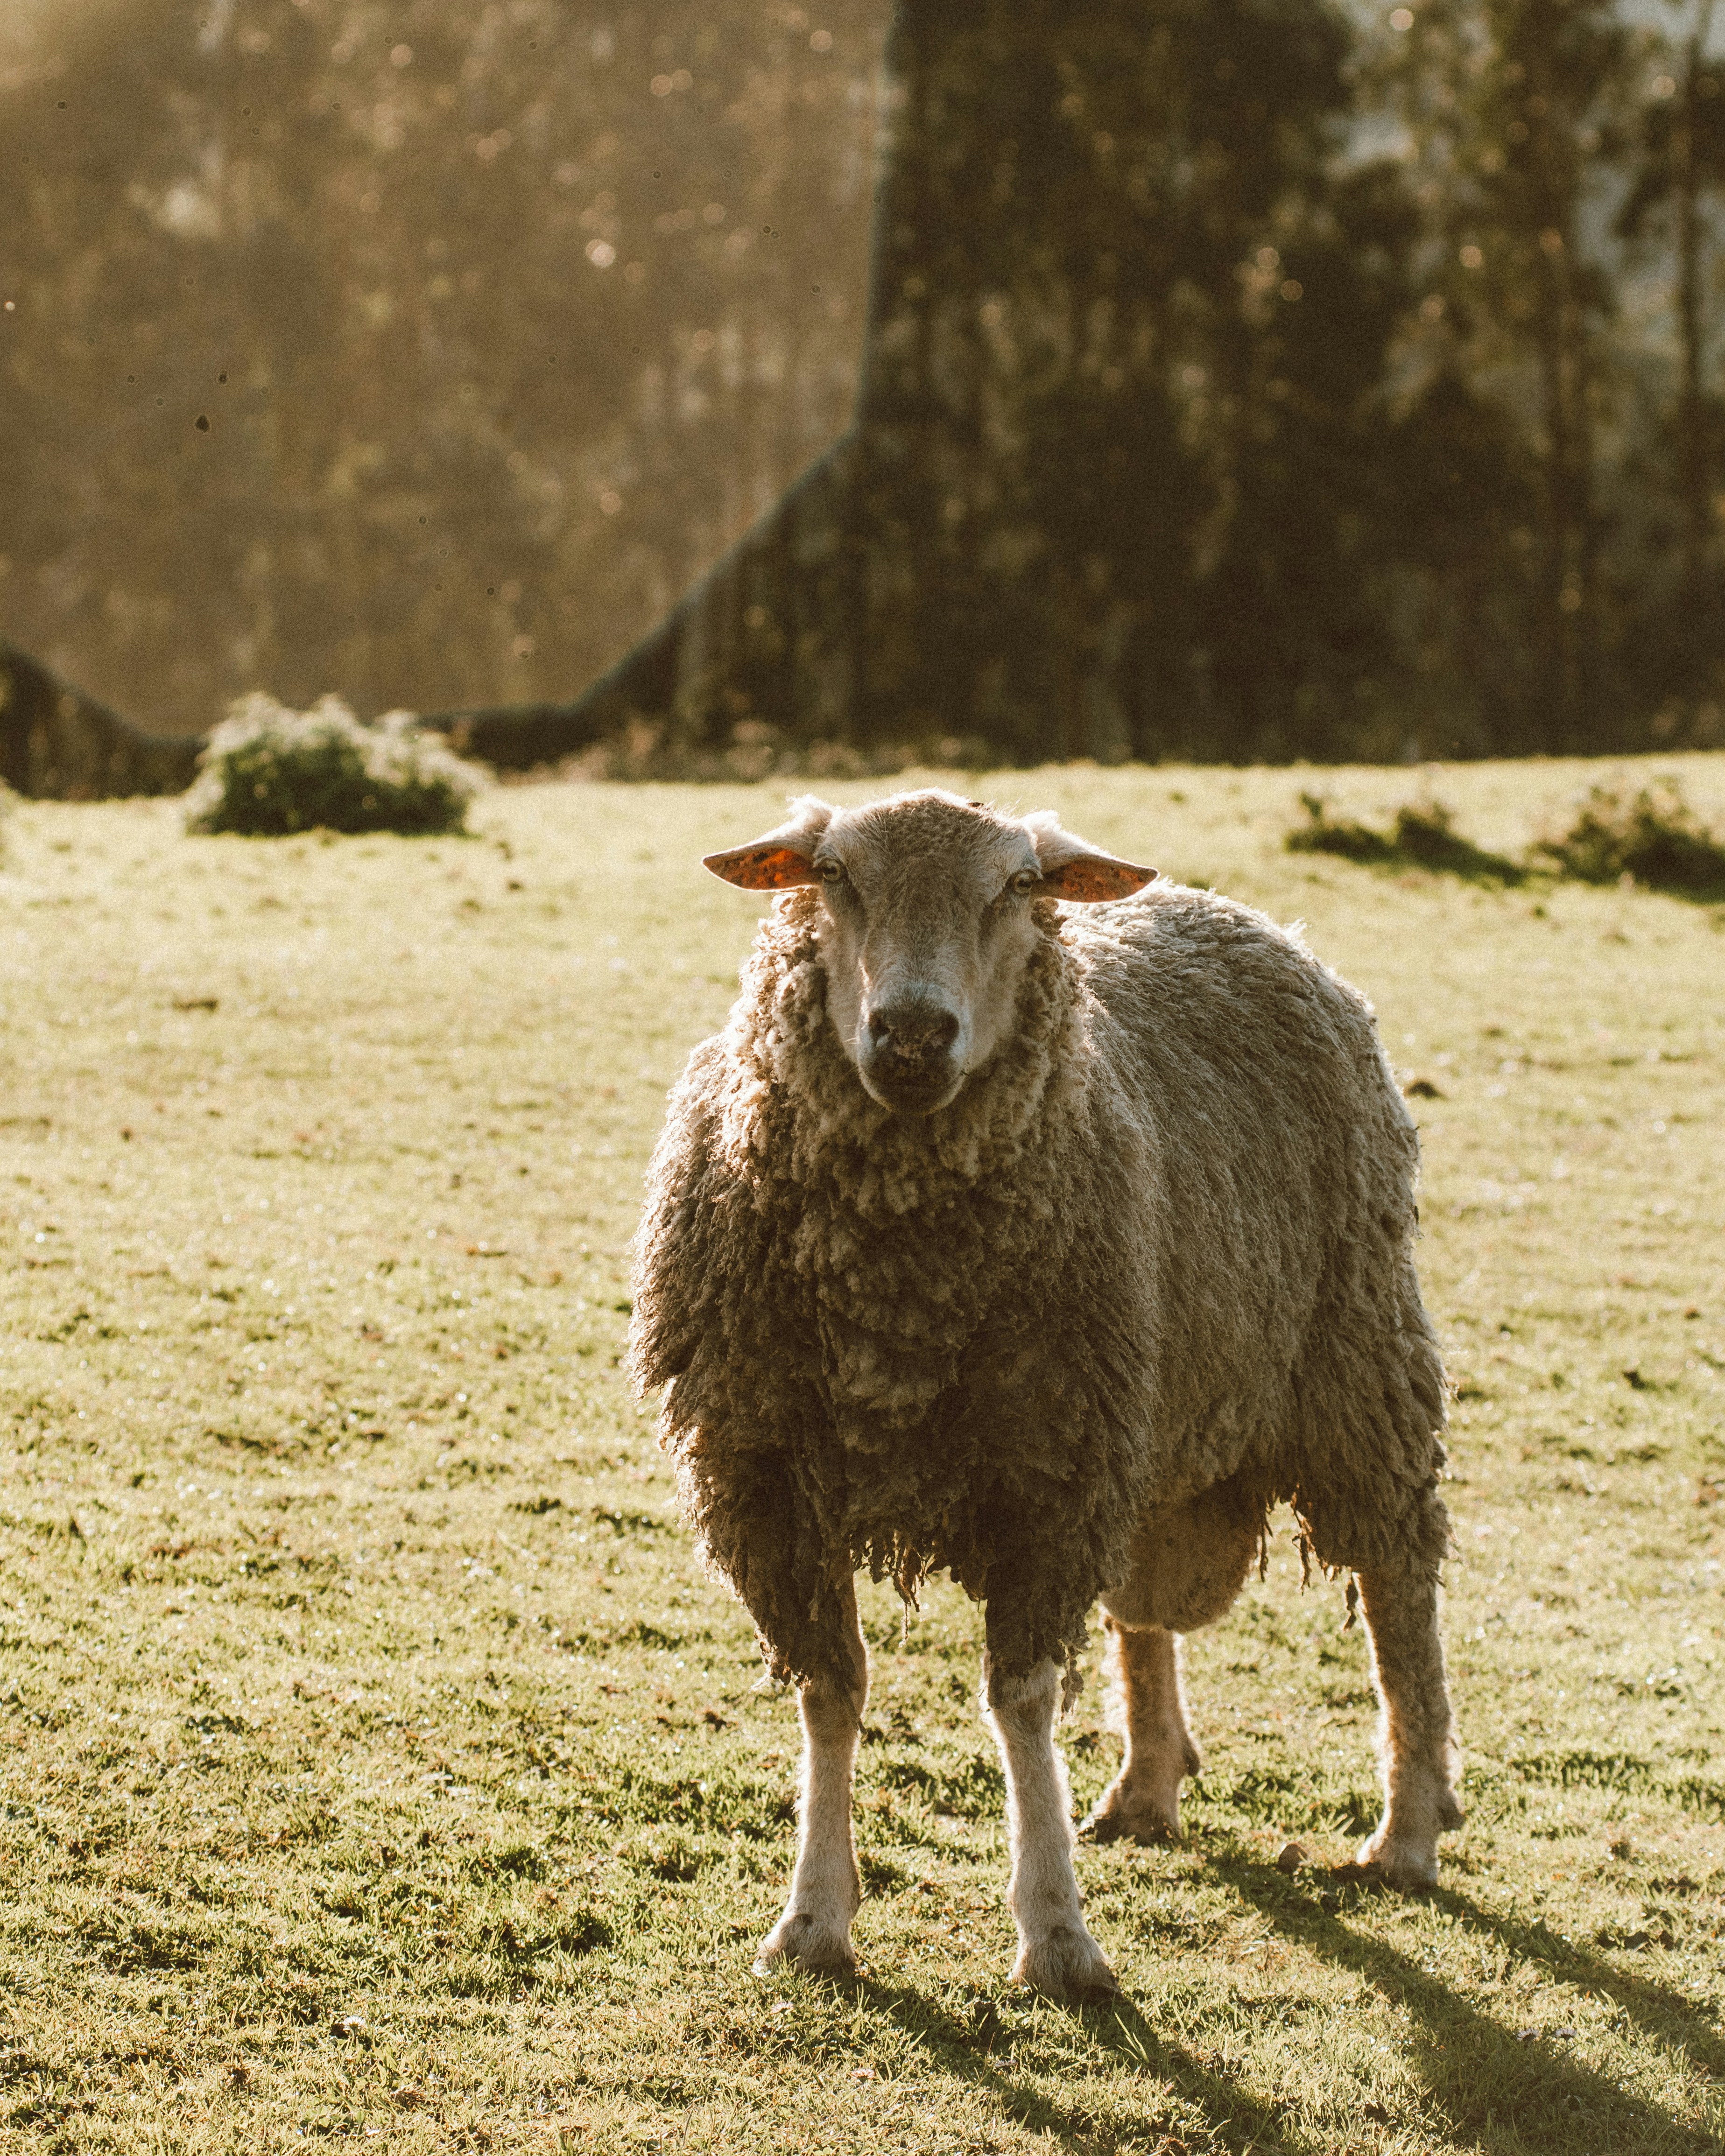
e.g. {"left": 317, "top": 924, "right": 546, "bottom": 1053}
{"left": 629, "top": 787, "right": 1461, "bottom": 1997}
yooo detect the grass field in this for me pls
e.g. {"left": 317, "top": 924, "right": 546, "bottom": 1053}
{"left": 0, "top": 755, "right": 1721, "bottom": 2156}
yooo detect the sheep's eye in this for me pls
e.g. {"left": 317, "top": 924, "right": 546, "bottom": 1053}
{"left": 816, "top": 857, "right": 845, "bottom": 884}
{"left": 1009, "top": 869, "right": 1040, "bottom": 896}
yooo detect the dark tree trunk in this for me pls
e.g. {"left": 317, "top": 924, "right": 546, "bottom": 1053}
{"left": 1516, "top": 19, "right": 1604, "bottom": 757}
{"left": 1676, "top": 6, "right": 1717, "bottom": 628}
{"left": 549, "top": 0, "right": 1371, "bottom": 769}
{"left": 1531, "top": 221, "right": 1596, "bottom": 751}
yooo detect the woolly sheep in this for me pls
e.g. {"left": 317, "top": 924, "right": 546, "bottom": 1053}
{"left": 629, "top": 789, "right": 1461, "bottom": 1996}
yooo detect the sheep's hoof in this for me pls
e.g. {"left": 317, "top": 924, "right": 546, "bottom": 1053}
{"left": 1341, "top": 1832, "right": 1439, "bottom": 1894}
{"left": 1012, "top": 1924, "right": 1118, "bottom": 2001}
{"left": 1079, "top": 1784, "right": 1179, "bottom": 1846}
{"left": 753, "top": 1910, "right": 857, "bottom": 1978}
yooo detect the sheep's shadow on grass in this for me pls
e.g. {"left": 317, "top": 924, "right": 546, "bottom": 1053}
{"left": 1434, "top": 1883, "right": 1725, "bottom": 2079}
{"left": 855, "top": 1971, "right": 1290, "bottom": 2156}
{"left": 1204, "top": 1848, "right": 1723, "bottom": 2155}
{"left": 810, "top": 1846, "right": 1720, "bottom": 2156}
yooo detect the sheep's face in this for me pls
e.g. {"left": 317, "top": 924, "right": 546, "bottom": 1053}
{"left": 704, "top": 790, "right": 1152, "bottom": 1117}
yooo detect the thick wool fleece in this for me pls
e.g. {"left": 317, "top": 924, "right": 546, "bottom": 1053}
{"left": 630, "top": 882, "right": 1447, "bottom": 1692}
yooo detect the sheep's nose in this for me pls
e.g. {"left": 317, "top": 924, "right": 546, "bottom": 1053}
{"left": 866, "top": 1002, "right": 960, "bottom": 1057}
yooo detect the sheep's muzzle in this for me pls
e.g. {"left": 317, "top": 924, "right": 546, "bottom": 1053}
{"left": 859, "top": 995, "right": 965, "bottom": 1115}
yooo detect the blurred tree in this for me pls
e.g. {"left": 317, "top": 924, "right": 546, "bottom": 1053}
{"left": 569, "top": 0, "right": 1451, "bottom": 765}
{"left": 4, "top": 0, "right": 1725, "bottom": 771}
{"left": 1617, "top": 2, "right": 1725, "bottom": 713}
{"left": 0, "top": 0, "right": 885, "bottom": 734}
{"left": 1377, "top": 0, "right": 1638, "bottom": 753}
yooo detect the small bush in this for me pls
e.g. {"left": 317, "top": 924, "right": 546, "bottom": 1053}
{"left": 1284, "top": 793, "right": 1523, "bottom": 882}
{"left": 184, "top": 694, "right": 482, "bottom": 837}
{"left": 1535, "top": 778, "right": 1725, "bottom": 898}
{"left": 1284, "top": 792, "right": 1397, "bottom": 864}
{"left": 1387, "top": 801, "right": 1525, "bottom": 883}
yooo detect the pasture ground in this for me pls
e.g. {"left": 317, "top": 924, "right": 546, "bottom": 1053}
{"left": 0, "top": 756, "right": 1721, "bottom": 2155}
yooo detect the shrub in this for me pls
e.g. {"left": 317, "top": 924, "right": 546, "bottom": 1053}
{"left": 1535, "top": 778, "right": 1725, "bottom": 898}
{"left": 1387, "top": 801, "right": 1525, "bottom": 883}
{"left": 184, "top": 694, "right": 482, "bottom": 837}
{"left": 1285, "top": 794, "right": 1522, "bottom": 883}
{"left": 1284, "top": 792, "right": 1398, "bottom": 864}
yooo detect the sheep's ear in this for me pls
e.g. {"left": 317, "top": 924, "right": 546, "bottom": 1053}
{"left": 1025, "top": 813, "right": 1155, "bottom": 902}
{"left": 703, "top": 797, "right": 835, "bottom": 890}
{"left": 703, "top": 840, "right": 819, "bottom": 890}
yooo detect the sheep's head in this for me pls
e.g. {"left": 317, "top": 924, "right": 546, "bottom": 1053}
{"left": 704, "top": 789, "right": 1153, "bottom": 1116}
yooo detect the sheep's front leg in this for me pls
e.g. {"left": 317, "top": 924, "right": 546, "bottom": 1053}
{"left": 1352, "top": 1554, "right": 1463, "bottom": 1890}
{"left": 984, "top": 1659, "right": 1116, "bottom": 1998}
{"left": 754, "top": 1587, "right": 868, "bottom": 1977}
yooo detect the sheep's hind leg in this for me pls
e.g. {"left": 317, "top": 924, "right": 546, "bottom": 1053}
{"left": 754, "top": 1582, "right": 868, "bottom": 1977}
{"left": 1083, "top": 1620, "right": 1198, "bottom": 1843}
{"left": 985, "top": 1659, "right": 1116, "bottom": 1999}
{"left": 1350, "top": 1553, "right": 1464, "bottom": 1891}
{"left": 1084, "top": 1482, "right": 1259, "bottom": 1843}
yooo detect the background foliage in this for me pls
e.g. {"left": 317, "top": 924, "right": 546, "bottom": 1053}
{"left": 6, "top": 1, "right": 1725, "bottom": 761}
{"left": 183, "top": 694, "right": 482, "bottom": 835}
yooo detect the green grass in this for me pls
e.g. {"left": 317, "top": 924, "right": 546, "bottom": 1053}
{"left": 0, "top": 756, "right": 1721, "bottom": 2154}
